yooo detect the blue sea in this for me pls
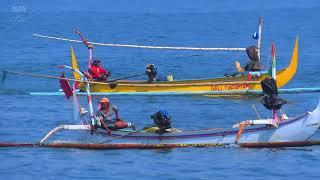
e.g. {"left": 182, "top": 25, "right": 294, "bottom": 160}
{"left": 1, "top": 0, "right": 320, "bottom": 179}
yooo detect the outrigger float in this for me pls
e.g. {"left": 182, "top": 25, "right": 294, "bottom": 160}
{"left": 32, "top": 17, "right": 299, "bottom": 96}
{"left": 1, "top": 66, "right": 320, "bottom": 150}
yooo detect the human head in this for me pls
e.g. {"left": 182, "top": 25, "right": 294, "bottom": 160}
{"left": 92, "top": 59, "right": 101, "bottom": 66}
{"left": 99, "top": 97, "right": 110, "bottom": 108}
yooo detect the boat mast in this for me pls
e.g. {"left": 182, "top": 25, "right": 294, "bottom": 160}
{"left": 62, "top": 65, "right": 95, "bottom": 126}
{"left": 257, "top": 17, "right": 262, "bottom": 61}
{"left": 271, "top": 43, "right": 277, "bottom": 80}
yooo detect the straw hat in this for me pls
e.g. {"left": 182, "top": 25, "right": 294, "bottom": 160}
{"left": 99, "top": 97, "right": 109, "bottom": 103}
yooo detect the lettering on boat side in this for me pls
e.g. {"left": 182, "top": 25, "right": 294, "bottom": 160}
{"left": 154, "top": 143, "right": 225, "bottom": 147}
{"left": 210, "top": 84, "right": 249, "bottom": 91}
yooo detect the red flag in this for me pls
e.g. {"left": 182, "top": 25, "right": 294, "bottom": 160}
{"left": 271, "top": 43, "right": 276, "bottom": 60}
{"left": 73, "top": 81, "right": 80, "bottom": 90}
{"left": 59, "top": 73, "right": 73, "bottom": 99}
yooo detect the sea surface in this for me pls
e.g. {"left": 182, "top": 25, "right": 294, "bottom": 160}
{"left": 1, "top": 0, "right": 320, "bottom": 179}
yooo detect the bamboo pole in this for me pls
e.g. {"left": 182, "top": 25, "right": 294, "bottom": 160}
{"left": 257, "top": 17, "right": 262, "bottom": 61}
{"left": 33, "top": 33, "right": 246, "bottom": 51}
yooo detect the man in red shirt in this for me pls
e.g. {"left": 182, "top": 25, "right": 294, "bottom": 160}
{"left": 88, "top": 59, "right": 111, "bottom": 81}
{"left": 74, "top": 30, "right": 111, "bottom": 81}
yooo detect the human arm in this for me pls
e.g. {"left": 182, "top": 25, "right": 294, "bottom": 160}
{"left": 99, "top": 117, "right": 112, "bottom": 135}
{"left": 74, "top": 30, "right": 93, "bottom": 49}
{"left": 74, "top": 30, "right": 94, "bottom": 66}
{"left": 96, "top": 111, "right": 112, "bottom": 135}
{"left": 88, "top": 49, "right": 93, "bottom": 67}
{"left": 112, "top": 105, "right": 120, "bottom": 120}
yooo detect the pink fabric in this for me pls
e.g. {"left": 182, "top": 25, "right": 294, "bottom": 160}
{"left": 271, "top": 43, "right": 276, "bottom": 60}
{"left": 273, "top": 109, "right": 278, "bottom": 124}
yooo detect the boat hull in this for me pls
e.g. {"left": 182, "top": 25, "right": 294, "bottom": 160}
{"left": 91, "top": 114, "right": 318, "bottom": 145}
{"left": 76, "top": 38, "right": 298, "bottom": 95}
{"left": 45, "top": 100, "right": 320, "bottom": 146}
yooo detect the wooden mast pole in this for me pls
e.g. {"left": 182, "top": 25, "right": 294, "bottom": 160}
{"left": 257, "top": 17, "right": 262, "bottom": 61}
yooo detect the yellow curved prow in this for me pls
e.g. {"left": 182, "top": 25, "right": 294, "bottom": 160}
{"left": 71, "top": 46, "right": 81, "bottom": 80}
{"left": 276, "top": 36, "right": 299, "bottom": 88}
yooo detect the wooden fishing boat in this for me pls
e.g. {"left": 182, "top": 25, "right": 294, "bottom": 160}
{"left": 38, "top": 98, "right": 320, "bottom": 149}
{"left": 29, "top": 17, "right": 299, "bottom": 96}
{"left": 73, "top": 37, "right": 298, "bottom": 95}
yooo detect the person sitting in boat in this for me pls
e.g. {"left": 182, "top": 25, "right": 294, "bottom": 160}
{"left": 145, "top": 64, "right": 157, "bottom": 83}
{"left": 227, "top": 46, "right": 264, "bottom": 77}
{"left": 243, "top": 45, "right": 263, "bottom": 72}
{"left": 144, "top": 110, "right": 181, "bottom": 134}
{"left": 87, "top": 59, "right": 111, "bottom": 81}
{"left": 96, "top": 97, "right": 135, "bottom": 134}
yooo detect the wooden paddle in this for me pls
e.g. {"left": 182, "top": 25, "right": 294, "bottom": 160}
{"left": 107, "top": 73, "right": 146, "bottom": 89}
{"left": 98, "top": 124, "right": 156, "bottom": 144}
{"left": 98, "top": 128, "right": 144, "bottom": 144}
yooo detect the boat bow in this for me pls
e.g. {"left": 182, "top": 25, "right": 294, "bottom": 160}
{"left": 304, "top": 98, "right": 320, "bottom": 129}
{"left": 275, "top": 37, "right": 299, "bottom": 88}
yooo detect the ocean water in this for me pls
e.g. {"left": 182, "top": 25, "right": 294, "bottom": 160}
{"left": 1, "top": 0, "right": 320, "bottom": 179}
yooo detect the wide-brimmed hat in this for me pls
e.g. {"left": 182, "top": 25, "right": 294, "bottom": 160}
{"left": 99, "top": 97, "right": 109, "bottom": 103}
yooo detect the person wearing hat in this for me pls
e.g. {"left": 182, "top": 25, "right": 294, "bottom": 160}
{"left": 88, "top": 59, "right": 111, "bottom": 81}
{"left": 96, "top": 97, "right": 135, "bottom": 134}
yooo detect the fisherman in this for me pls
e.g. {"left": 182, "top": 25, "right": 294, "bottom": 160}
{"left": 143, "top": 110, "right": 181, "bottom": 134}
{"left": 74, "top": 30, "right": 111, "bottom": 81}
{"left": 145, "top": 64, "right": 157, "bottom": 83}
{"left": 243, "top": 45, "right": 263, "bottom": 72}
{"left": 227, "top": 46, "right": 263, "bottom": 77}
{"left": 96, "top": 97, "right": 135, "bottom": 134}
{"left": 88, "top": 59, "right": 111, "bottom": 81}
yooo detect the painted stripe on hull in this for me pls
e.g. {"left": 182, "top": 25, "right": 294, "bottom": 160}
{"left": 97, "top": 114, "right": 307, "bottom": 140}
{"left": 2, "top": 141, "right": 320, "bottom": 149}
{"left": 30, "top": 87, "right": 320, "bottom": 96}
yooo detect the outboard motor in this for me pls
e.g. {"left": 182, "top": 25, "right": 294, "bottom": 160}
{"left": 151, "top": 110, "right": 171, "bottom": 132}
{"left": 244, "top": 46, "right": 263, "bottom": 71}
{"left": 260, "top": 77, "right": 286, "bottom": 110}
{"left": 146, "top": 64, "right": 157, "bottom": 83}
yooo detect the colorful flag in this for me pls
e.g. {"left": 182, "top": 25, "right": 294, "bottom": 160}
{"left": 70, "top": 47, "right": 81, "bottom": 90}
{"left": 59, "top": 73, "right": 73, "bottom": 99}
{"left": 271, "top": 43, "right": 276, "bottom": 79}
{"left": 252, "top": 32, "right": 259, "bottom": 40}
{"left": 271, "top": 43, "right": 276, "bottom": 61}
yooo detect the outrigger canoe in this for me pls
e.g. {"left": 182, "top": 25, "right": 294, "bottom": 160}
{"left": 38, "top": 98, "right": 320, "bottom": 149}
{"left": 74, "top": 38, "right": 298, "bottom": 95}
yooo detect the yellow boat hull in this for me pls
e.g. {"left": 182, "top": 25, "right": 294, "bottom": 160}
{"left": 75, "top": 38, "right": 298, "bottom": 95}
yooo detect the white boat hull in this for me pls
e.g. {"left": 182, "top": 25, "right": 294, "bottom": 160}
{"left": 41, "top": 100, "right": 320, "bottom": 146}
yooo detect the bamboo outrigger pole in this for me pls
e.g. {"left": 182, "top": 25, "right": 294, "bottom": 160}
{"left": 33, "top": 33, "right": 246, "bottom": 51}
